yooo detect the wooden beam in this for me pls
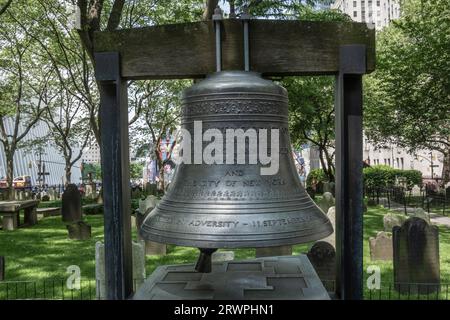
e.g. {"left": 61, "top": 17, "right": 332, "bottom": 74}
{"left": 93, "top": 20, "right": 375, "bottom": 79}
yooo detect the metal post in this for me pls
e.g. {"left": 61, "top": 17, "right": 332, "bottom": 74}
{"left": 212, "top": 7, "right": 223, "bottom": 72}
{"left": 94, "top": 52, "right": 133, "bottom": 300}
{"left": 334, "top": 45, "right": 366, "bottom": 300}
{"left": 241, "top": 8, "right": 251, "bottom": 72}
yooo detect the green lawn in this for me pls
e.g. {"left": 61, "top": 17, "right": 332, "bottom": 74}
{"left": 0, "top": 204, "right": 449, "bottom": 299}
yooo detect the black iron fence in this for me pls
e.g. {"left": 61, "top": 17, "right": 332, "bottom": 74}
{"left": 0, "top": 278, "right": 146, "bottom": 300}
{"left": 366, "top": 186, "right": 450, "bottom": 216}
{"left": 1, "top": 278, "right": 448, "bottom": 300}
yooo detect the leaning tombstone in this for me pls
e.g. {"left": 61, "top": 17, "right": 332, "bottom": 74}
{"left": 317, "top": 192, "right": 335, "bottom": 215}
{"left": 62, "top": 184, "right": 91, "bottom": 240}
{"left": 307, "top": 241, "right": 335, "bottom": 287}
{"left": 393, "top": 217, "right": 440, "bottom": 294}
{"left": 369, "top": 231, "right": 393, "bottom": 261}
{"left": 95, "top": 241, "right": 146, "bottom": 300}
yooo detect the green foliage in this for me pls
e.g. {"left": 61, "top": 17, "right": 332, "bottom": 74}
{"left": 130, "top": 162, "right": 144, "bottom": 180}
{"left": 82, "top": 204, "right": 103, "bottom": 215}
{"left": 306, "top": 168, "right": 327, "bottom": 188}
{"left": 363, "top": 165, "right": 422, "bottom": 189}
{"left": 364, "top": 0, "right": 450, "bottom": 157}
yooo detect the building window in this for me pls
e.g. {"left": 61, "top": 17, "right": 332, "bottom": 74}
{"left": 354, "top": 11, "right": 358, "bottom": 17}
{"left": 401, "top": 158, "right": 404, "bottom": 170}
{"left": 396, "top": 157, "right": 399, "bottom": 168}
{"left": 377, "top": 0, "right": 380, "bottom": 5}
{"left": 353, "top": 1, "right": 357, "bottom": 7}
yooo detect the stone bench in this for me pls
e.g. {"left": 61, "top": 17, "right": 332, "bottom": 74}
{"left": 37, "top": 207, "right": 61, "bottom": 217}
{"left": 0, "top": 200, "right": 40, "bottom": 231}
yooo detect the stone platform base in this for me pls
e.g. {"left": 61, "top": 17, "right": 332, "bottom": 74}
{"left": 132, "top": 255, "right": 329, "bottom": 300}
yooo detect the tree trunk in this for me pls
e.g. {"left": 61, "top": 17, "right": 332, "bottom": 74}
{"left": 65, "top": 163, "right": 72, "bottom": 186}
{"left": 158, "top": 163, "right": 165, "bottom": 192}
{"left": 441, "top": 150, "right": 450, "bottom": 185}
{"left": 6, "top": 153, "right": 14, "bottom": 200}
{"left": 318, "top": 146, "right": 333, "bottom": 182}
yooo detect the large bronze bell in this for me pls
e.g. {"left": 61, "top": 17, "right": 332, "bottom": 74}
{"left": 140, "top": 71, "right": 333, "bottom": 251}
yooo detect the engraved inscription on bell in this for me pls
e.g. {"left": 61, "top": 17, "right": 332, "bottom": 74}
{"left": 140, "top": 71, "right": 333, "bottom": 249}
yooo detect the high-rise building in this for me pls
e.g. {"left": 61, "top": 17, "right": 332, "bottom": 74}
{"left": 331, "top": 0, "right": 401, "bottom": 30}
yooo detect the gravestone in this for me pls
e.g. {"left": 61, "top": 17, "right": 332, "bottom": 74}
{"left": 393, "top": 217, "right": 440, "bottom": 294}
{"left": 409, "top": 208, "right": 430, "bottom": 224}
{"left": 61, "top": 184, "right": 82, "bottom": 223}
{"left": 66, "top": 221, "right": 91, "bottom": 240}
{"left": 369, "top": 231, "right": 393, "bottom": 261}
{"left": 212, "top": 251, "right": 235, "bottom": 262}
{"left": 136, "top": 195, "right": 166, "bottom": 255}
{"left": 17, "top": 191, "right": 25, "bottom": 201}
{"left": 411, "top": 185, "right": 422, "bottom": 197}
{"left": 321, "top": 206, "right": 336, "bottom": 248}
{"left": 48, "top": 188, "right": 57, "bottom": 201}
{"left": 0, "top": 256, "right": 4, "bottom": 281}
{"left": 255, "top": 245, "right": 292, "bottom": 258}
{"left": 96, "top": 187, "right": 103, "bottom": 204}
{"left": 95, "top": 241, "right": 146, "bottom": 300}
{"left": 307, "top": 241, "right": 335, "bottom": 283}
{"left": 85, "top": 183, "right": 97, "bottom": 199}
{"left": 318, "top": 192, "right": 335, "bottom": 214}
{"left": 383, "top": 213, "right": 406, "bottom": 232}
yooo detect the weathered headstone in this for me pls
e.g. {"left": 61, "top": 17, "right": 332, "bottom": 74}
{"left": 95, "top": 241, "right": 146, "bottom": 299}
{"left": 0, "top": 256, "right": 4, "bottom": 281}
{"left": 393, "top": 217, "right": 440, "bottom": 294}
{"left": 369, "top": 231, "right": 393, "bottom": 261}
{"left": 411, "top": 185, "right": 422, "bottom": 197}
{"left": 136, "top": 195, "right": 166, "bottom": 255}
{"left": 255, "top": 245, "right": 292, "bottom": 258}
{"left": 212, "top": 251, "right": 235, "bottom": 262}
{"left": 383, "top": 213, "right": 406, "bottom": 232}
{"left": 17, "top": 191, "right": 25, "bottom": 201}
{"left": 85, "top": 183, "right": 97, "bottom": 199}
{"left": 321, "top": 206, "right": 336, "bottom": 248}
{"left": 48, "top": 188, "right": 57, "bottom": 201}
{"left": 307, "top": 241, "right": 335, "bottom": 283}
{"left": 96, "top": 187, "right": 103, "bottom": 204}
{"left": 318, "top": 192, "right": 335, "bottom": 214}
{"left": 66, "top": 221, "right": 91, "bottom": 240}
{"left": 409, "top": 208, "right": 430, "bottom": 224}
{"left": 61, "top": 184, "right": 82, "bottom": 223}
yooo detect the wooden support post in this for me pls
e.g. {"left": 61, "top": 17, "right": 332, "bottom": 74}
{"left": 94, "top": 52, "right": 133, "bottom": 300}
{"left": 334, "top": 45, "right": 366, "bottom": 300}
